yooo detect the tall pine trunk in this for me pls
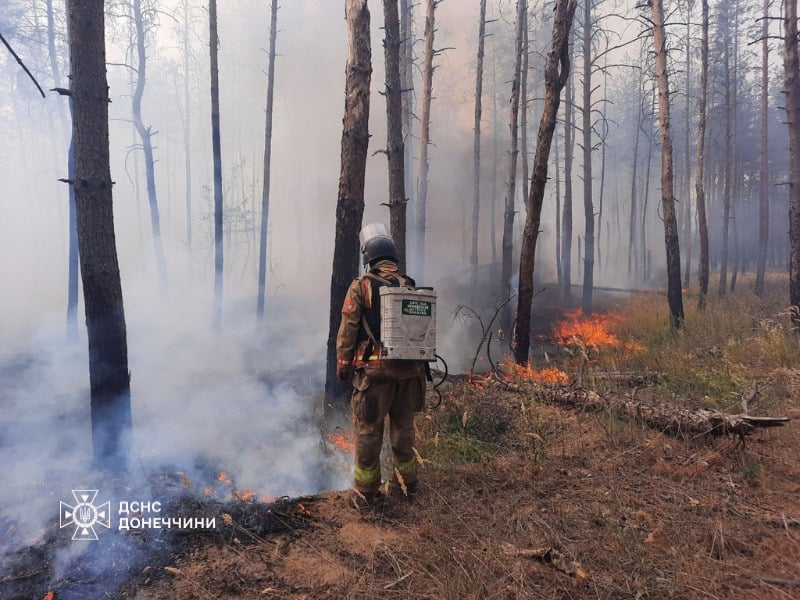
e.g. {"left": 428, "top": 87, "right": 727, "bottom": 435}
{"left": 682, "top": 1, "right": 693, "bottom": 287}
{"left": 651, "top": 0, "right": 684, "bottom": 329}
{"left": 696, "top": 0, "right": 709, "bottom": 308}
{"left": 785, "top": 0, "right": 800, "bottom": 325}
{"left": 415, "top": 0, "right": 436, "bottom": 280}
{"left": 581, "top": 0, "right": 594, "bottom": 313}
{"left": 257, "top": 0, "right": 278, "bottom": 318}
{"left": 384, "top": 0, "right": 407, "bottom": 269}
{"left": 182, "top": 0, "right": 193, "bottom": 253}
{"left": 514, "top": 0, "right": 578, "bottom": 364}
{"left": 66, "top": 0, "right": 132, "bottom": 465}
{"left": 561, "top": 35, "right": 574, "bottom": 300}
{"left": 719, "top": 4, "right": 732, "bottom": 296}
{"left": 325, "top": 0, "right": 371, "bottom": 398}
{"left": 471, "top": 0, "right": 487, "bottom": 288}
{"left": 209, "top": 0, "right": 224, "bottom": 328}
{"left": 756, "top": 0, "right": 769, "bottom": 296}
{"left": 400, "top": 0, "right": 414, "bottom": 244}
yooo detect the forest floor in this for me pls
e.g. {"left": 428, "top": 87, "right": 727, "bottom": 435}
{"left": 25, "top": 274, "right": 800, "bottom": 599}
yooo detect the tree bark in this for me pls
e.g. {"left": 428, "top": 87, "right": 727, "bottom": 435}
{"left": 66, "top": 0, "right": 132, "bottom": 465}
{"left": 555, "top": 122, "right": 562, "bottom": 284}
{"left": 521, "top": 9, "right": 530, "bottom": 210}
{"left": 384, "top": 0, "right": 407, "bottom": 270}
{"left": 786, "top": 0, "right": 800, "bottom": 326}
{"left": 182, "top": 0, "right": 193, "bottom": 253}
{"left": 471, "top": 0, "right": 487, "bottom": 289}
{"left": 513, "top": 0, "right": 578, "bottom": 364}
{"left": 581, "top": 0, "right": 594, "bottom": 314}
{"left": 682, "top": 0, "right": 693, "bottom": 287}
{"left": 415, "top": 0, "right": 436, "bottom": 281}
{"left": 400, "top": 0, "right": 414, "bottom": 246}
{"left": 325, "top": 0, "right": 372, "bottom": 399}
{"left": 756, "top": 0, "right": 769, "bottom": 296}
{"left": 719, "top": 3, "right": 733, "bottom": 296}
{"left": 501, "top": 0, "right": 527, "bottom": 321}
{"left": 132, "top": 0, "right": 168, "bottom": 292}
{"left": 562, "top": 35, "right": 574, "bottom": 301}
{"left": 696, "top": 0, "right": 709, "bottom": 308}
{"left": 627, "top": 70, "right": 642, "bottom": 278}
{"left": 650, "top": 0, "right": 684, "bottom": 329}
{"left": 257, "top": 0, "right": 278, "bottom": 318}
{"left": 209, "top": 0, "right": 224, "bottom": 329}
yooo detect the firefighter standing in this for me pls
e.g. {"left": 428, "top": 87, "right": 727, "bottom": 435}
{"left": 336, "top": 224, "right": 426, "bottom": 510}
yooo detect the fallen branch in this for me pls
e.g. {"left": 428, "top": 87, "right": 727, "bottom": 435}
{"left": 501, "top": 543, "right": 588, "bottom": 581}
{"left": 532, "top": 386, "right": 790, "bottom": 439}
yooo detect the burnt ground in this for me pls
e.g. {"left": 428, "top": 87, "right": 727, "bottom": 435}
{"left": 113, "top": 377, "right": 797, "bottom": 600}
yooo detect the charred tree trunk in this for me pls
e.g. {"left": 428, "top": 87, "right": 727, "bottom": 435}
{"left": 471, "top": 0, "right": 487, "bottom": 288}
{"left": 66, "top": 0, "right": 133, "bottom": 465}
{"left": 756, "top": 0, "right": 769, "bottom": 296}
{"left": 513, "top": 0, "right": 578, "bottom": 365}
{"left": 650, "top": 0, "right": 684, "bottom": 329}
{"left": 210, "top": 0, "right": 224, "bottom": 328}
{"left": 257, "top": 0, "right": 278, "bottom": 318}
{"left": 501, "top": 0, "right": 527, "bottom": 329}
{"left": 562, "top": 35, "right": 575, "bottom": 301}
{"left": 384, "top": 0, "right": 407, "bottom": 269}
{"left": 133, "top": 0, "right": 168, "bottom": 292}
{"left": 415, "top": 0, "right": 436, "bottom": 280}
{"left": 696, "top": 0, "right": 709, "bottom": 308}
{"left": 786, "top": 0, "right": 800, "bottom": 326}
{"left": 581, "top": 0, "right": 594, "bottom": 314}
{"left": 325, "top": 0, "right": 372, "bottom": 399}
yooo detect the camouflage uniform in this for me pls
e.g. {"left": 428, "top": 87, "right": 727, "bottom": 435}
{"left": 336, "top": 260, "right": 426, "bottom": 495}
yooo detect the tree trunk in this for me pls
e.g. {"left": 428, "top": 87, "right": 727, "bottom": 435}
{"left": 756, "top": 0, "right": 769, "bottom": 296}
{"left": 132, "top": 0, "right": 168, "bottom": 292}
{"left": 786, "top": 0, "right": 800, "bottom": 326}
{"left": 384, "top": 0, "right": 407, "bottom": 270}
{"left": 562, "top": 35, "right": 574, "bottom": 301}
{"left": 501, "top": 0, "right": 527, "bottom": 329}
{"left": 581, "top": 0, "right": 594, "bottom": 314}
{"left": 257, "top": 0, "right": 278, "bottom": 318}
{"left": 325, "top": 0, "right": 372, "bottom": 399}
{"left": 597, "top": 65, "right": 607, "bottom": 276}
{"left": 730, "top": 5, "right": 740, "bottom": 294}
{"left": 513, "top": 0, "right": 578, "bottom": 365}
{"left": 555, "top": 123, "right": 562, "bottom": 284}
{"left": 696, "top": 0, "right": 709, "bottom": 308}
{"left": 182, "top": 0, "right": 193, "bottom": 253}
{"left": 66, "top": 0, "right": 132, "bottom": 465}
{"left": 491, "top": 43, "right": 499, "bottom": 265}
{"left": 471, "top": 0, "right": 487, "bottom": 289}
{"left": 415, "top": 0, "right": 436, "bottom": 281}
{"left": 400, "top": 0, "right": 414, "bottom": 248}
{"left": 650, "top": 0, "right": 684, "bottom": 329}
{"left": 627, "top": 76, "right": 642, "bottom": 278}
{"left": 210, "top": 0, "right": 224, "bottom": 329}
{"left": 719, "top": 4, "right": 732, "bottom": 296}
{"left": 521, "top": 11, "right": 530, "bottom": 210}
{"left": 682, "top": 0, "right": 693, "bottom": 287}
{"left": 641, "top": 101, "right": 654, "bottom": 280}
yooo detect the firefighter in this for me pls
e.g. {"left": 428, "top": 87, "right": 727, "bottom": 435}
{"left": 336, "top": 223, "right": 427, "bottom": 511}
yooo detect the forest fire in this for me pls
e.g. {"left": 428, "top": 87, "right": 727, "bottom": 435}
{"left": 553, "top": 309, "right": 642, "bottom": 352}
{"left": 327, "top": 432, "right": 356, "bottom": 453}
{"left": 502, "top": 361, "right": 570, "bottom": 385}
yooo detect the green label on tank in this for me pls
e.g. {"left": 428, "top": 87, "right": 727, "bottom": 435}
{"left": 402, "top": 299, "right": 432, "bottom": 317}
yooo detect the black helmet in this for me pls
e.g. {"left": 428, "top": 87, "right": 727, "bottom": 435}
{"left": 359, "top": 223, "right": 398, "bottom": 266}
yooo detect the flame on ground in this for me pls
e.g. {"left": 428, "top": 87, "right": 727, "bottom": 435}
{"left": 554, "top": 309, "right": 642, "bottom": 352}
{"left": 217, "top": 471, "right": 232, "bottom": 485}
{"left": 502, "top": 361, "right": 570, "bottom": 385}
{"left": 327, "top": 432, "right": 355, "bottom": 453}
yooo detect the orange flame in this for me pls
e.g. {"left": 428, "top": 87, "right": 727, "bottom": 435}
{"left": 234, "top": 489, "right": 256, "bottom": 502}
{"left": 554, "top": 309, "right": 642, "bottom": 352}
{"left": 327, "top": 432, "right": 355, "bottom": 453}
{"left": 261, "top": 493, "right": 278, "bottom": 503}
{"left": 297, "top": 503, "right": 312, "bottom": 516}
{"left": 217, "top": 471, "right": 232, "bottom": 485}
{"left": 502, "top": 360, "right": 570, "bottom": 385}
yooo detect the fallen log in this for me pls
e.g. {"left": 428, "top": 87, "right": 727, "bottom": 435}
{"left": 531, "top": 386, "right": 789, "bottom": 439}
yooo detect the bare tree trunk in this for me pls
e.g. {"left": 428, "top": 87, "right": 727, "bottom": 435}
{"left": 415, "top": 0, "right": 436, "bottom": 281}
{"left": 491, "top": 42, "right": 499, "bottom": 264}
{"left": 628, "top": 80, "right": 642, "bottom": 278}
{"left": 682, "top": 0, "right": 693, "bottom": 287}
{"left": 383, "top": 0, "right": 407, "bottom": 270}
{"left": 501, "top": 0, "right": 527, "bottom": 329}
{"left": 513, "top": 0, "right": 578, "bottom": 364}
{"left": 66, "top": 0, "right": 132, "bottom": 465}
{"left": 756, "top": 0, "right": 769, "bottom": 296}
{"left": 641, "top": 99, "right": 654, "bottom": 280}
{"left": 555, "top": 123, "right": 562, "bottom": 284}
{"left": 719, "top": 4, "right": 732, "bottom": 296}
{"left": 133, "top": 0, "right": 168, "bottom": 292}
{"left": 471, "top": 0, "right": 487, "bottom": 288}
{"left": 521, "top": 11, "right": 530, "bottom": 209}
{"left": 400, "top": 0, "right": 414, "bottom": 248}
{"left": 581, "top": 0, "right": 594, "bottom": 314}
{"left": 325, "top": 0, "right": 372, "bottom": 399}
{"left": 561, "top": 35, "right": 574, "bottom": 300}
{"left": 209, "top": 0, "right": 224, "bottom": 329}
{"left": 650, "top": 0, "right": 684, "bottom": 329}
{"left": 182, "top": 0, "right": 193, "bottom": 253}
{"left": 257, "top": 0, "right": 278, "bottom": 318}
{"left": 730, "top": 5, "right": 740, "bottom": 293}
{"left": 696, "top": 0, "right": 709, "bottom": 308}
{"left": 786, "top": 0, "right": 800, "bottom": 326}
{"left": 597, "top": 65, "right": 607, "bottom": 277}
